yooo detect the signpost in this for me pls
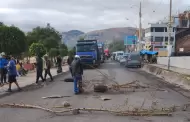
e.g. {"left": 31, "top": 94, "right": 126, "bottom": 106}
{"left": 124, "top": 36, "right": 138, "bottom": 52}
{"left": 124, "top": 36, "right": 138, "bottom": 45}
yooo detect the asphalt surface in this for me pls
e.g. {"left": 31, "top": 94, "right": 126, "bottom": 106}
{"left": 0, "top": 60, "right": 190, "bottom": 122}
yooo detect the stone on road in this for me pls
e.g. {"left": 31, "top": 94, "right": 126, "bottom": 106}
{"left": 0, "top": 61, "right": 190, "bottom": 122}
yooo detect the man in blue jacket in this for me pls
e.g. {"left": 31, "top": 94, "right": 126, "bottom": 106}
{"left": 7, "top": 56, "right": 21, "bottom": 92}
{"left": 0, "top": 52, "right": 8, "bottom": 85}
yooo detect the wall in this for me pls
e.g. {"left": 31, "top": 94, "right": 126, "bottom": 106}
{"left": 157, "top": 56, "right": 190, "bottom": 69}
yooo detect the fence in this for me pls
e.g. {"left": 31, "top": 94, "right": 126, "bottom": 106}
{"left": 157, "top": 56, "right": 190, "bottom": 69}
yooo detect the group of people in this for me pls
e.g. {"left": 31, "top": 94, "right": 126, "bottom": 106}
{"left": 0, "top": 52, "right": 22, "bottom": 92}
{"left": 35, "top": 55, "right": 53, "bottom": 84}
{"left": 67, "top": 55, "right": 84, "bottom": 94}
{"left": 35, "top": 54, "right": 63, "bottom": 84}
{"left": 0, "top": 51, "right": 84, "bottom": 94}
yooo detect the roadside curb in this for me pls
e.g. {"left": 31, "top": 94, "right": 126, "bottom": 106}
{"left": 141, "top": 64, "right": 190, "bottom": 91}
{"left": 0, "top": 70, "right": 70, "bottom": 99}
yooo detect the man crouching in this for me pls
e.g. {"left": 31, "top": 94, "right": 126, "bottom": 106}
{"left": 71, "top": 55, "right": 84, "bottom": 94}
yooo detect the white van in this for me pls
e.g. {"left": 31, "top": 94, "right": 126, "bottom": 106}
{"left": 115, "top": 51, "right": 124, "bottom": 61}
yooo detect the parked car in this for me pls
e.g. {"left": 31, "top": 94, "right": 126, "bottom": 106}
{"left": 115, "top": 51, "right": 124, "bottom": 61}
{"left": 125, "top": 53, "right": 142, "bottom": 68}
{"left": 119, "top": 55, "right": 128, "bottom": 65}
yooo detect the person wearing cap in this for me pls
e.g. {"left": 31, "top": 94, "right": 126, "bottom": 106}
{"left": 0, "top": 52, "right": 8, "bottom": 85}
{"left": 43, "top": 55, "right": 53, "bottom": 81}
{"left": 71, "top": 55, "right": 84, "bottom": 94}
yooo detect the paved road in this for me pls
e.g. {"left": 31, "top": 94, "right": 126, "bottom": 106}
{"left": 0, "top": 61, "right": 190, "bottom": 122}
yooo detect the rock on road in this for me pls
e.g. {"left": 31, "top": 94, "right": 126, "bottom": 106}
{"left": 0, "top": 60, "right": 190, "bottom": 122}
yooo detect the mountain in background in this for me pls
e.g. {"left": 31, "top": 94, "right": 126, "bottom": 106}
{"left": 61, "top": 30, "right": 85, "bottom": 48}
{"left": 62, "top": 27, "right": 138, "bottom": 48}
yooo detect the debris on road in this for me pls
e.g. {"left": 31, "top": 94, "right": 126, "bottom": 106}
{"left": 42, "top": 95, "right": 71, "bottom": 99}
{"left": 94, "top": 84, "right": 108, "bottom": 93}
{"left": 93, "top": 80, "right": 149, "bottom": 93}
{"left": 62, "top": 101, "right": 71, "bottom": 107}
{"left": 63, "top": 78, "right": 74, "bottom": 82}
{"left": 100, "top": 96, "right": 111, "bottom": 101}
{"left": 1, "top": 103, "right": 189, "bottom": 116}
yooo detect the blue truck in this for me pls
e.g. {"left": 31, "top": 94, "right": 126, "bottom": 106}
{"left": 76, "top": 40, "right": 101, "bottom": 67}
{"left": 97, "top": 42, "right": 105, "bottom": 63}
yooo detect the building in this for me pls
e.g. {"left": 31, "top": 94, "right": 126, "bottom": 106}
{"left": 144, "top": 23, "right": 176, "bottom": 56}
{"left": 174, "top": 10, "right": 190, "bottom": 56}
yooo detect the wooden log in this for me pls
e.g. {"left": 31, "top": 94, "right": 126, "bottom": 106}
{"left": 93, "top": 84, "right": 108, "bottom": 93}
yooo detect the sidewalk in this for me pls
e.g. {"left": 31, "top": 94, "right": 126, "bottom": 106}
{"left": 142, "top": 64, "right": 190, "bottom": 91}
{"left": 0, "top": 65, "right": 69, "bottom": 96}
{"left": 150, "top": 64, "right": 190, "bottom": 76}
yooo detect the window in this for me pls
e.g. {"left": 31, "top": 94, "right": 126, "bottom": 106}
{"left": 154, "top": 46, "right": 167, "bottom": 48}
{"left": 165, "top": 37, "right": 174, "bottom": 41}
{"left": 76, "top": 44, "right": 96, "bottom": 52}
{"left": 151, "top": 27, "right": 154, "bottom": 32}
{"left": 154, "top": 27, "right": 165, "bottom": 32}
{"left": 182, "top": 19, "right": 188, "bottom": 27}
{"left": 155, "top": 37, "right": 164, "bottom": 42}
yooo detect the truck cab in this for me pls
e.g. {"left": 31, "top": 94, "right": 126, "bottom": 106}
{"left": 76, "top": 40, "right": 100, "bottom": 67}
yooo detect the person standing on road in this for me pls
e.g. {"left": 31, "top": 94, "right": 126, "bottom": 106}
{"left": 56, "top": 55, "right": 62, "bottom": 73}
{"left": 43, "top": 55, "right": 53, "bottom": 81}
{"left": 36, "top": 55, "right": 44, "bottom": 84}
{"left": 67, "top": 55, "right": 73, "bottom": 77}
{"left": 0, "top": 52, "right": 8, "bottom": 85}
{"left": 71, "top": 55, "right": 83, "bottom": 94}
{"left": 7, "top": 56, "right": 22, "bottom": 92}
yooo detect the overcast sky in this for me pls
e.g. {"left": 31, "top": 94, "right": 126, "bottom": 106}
{"left": 0, "top": 0, "right": 189, "bottom": 32}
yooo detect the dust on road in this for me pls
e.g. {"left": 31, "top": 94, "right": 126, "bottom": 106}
{"left": 0, "top": 61, "right": 190, "bottom": 122}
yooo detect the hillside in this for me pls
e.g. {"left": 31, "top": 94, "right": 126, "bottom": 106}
{"left": 61, "top": 30, "right": 85, "bottom": 48}
{"left": 62, "top": 27, "right": 138, "bottom": 48}
{"left": 84, "top": 27, "right": 137, "bottom": 42}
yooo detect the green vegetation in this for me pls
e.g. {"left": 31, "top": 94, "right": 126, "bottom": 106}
{"left": 0, "top": 24, "right": 27, "bottom": 55}
{"left": 108, "top": 40, "right": 125, "bottom": 52}
{"left": 0, "top": 22, "right": 69, "bottom": 58}
{"left": 29, "top": 43, "right": 46, "bottom": 57}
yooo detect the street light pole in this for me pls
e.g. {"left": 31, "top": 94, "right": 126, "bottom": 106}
{"left": 167, "top": 0, "right": 172, "bottom": 70}
{"left": 138, "top": 1, "right": 142, "bottom": 51}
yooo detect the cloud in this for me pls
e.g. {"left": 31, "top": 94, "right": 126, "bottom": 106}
{"left": 0, "top": 0, "right": 188, "bottom": 32}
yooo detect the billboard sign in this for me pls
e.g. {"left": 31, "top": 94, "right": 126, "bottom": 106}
{"left": 124, "top": 36, "right": 137, "bottom": 45}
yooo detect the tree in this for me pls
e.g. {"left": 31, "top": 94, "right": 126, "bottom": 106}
{"left": 49, "top": 48, "right": 59, "bottom": 58}
{"left": 108, "top": 40, "right": 125, "bottom": 52}
{"left": 68, "top": 47, "right": 76, "bottom": 57}
{"left": 26, "top": 26, "right": 61, "bottom": 52}
{"left": 29, "top": 43, "right": 46, "bottom": 57}
{"left": 0, "top": 25, "right": 27, "bottom": 55}
{"left": 59, "top": 43, "right": 68, "bottom": 57}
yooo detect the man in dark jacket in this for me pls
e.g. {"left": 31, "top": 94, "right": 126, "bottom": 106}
{"left": 71, "top": 55, "right": 83, "bottom": 94}
{"left": 44, "top": 55, "right": 53, "bottom": 81}
{"left": 56, "top": 55, "right": 62, "bottom": 73}
{"left": 36, "top": 56, "right": 44, "bottom": 84}
{"left": 67, "top": 55, "right": 73, "bottom": 77}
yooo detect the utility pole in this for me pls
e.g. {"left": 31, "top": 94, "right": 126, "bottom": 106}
{"left": 167, "top": 0, "right": 172, "bottom": 70}
{"left": 138, "top": 1, "right": 142, "bottom": 51}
